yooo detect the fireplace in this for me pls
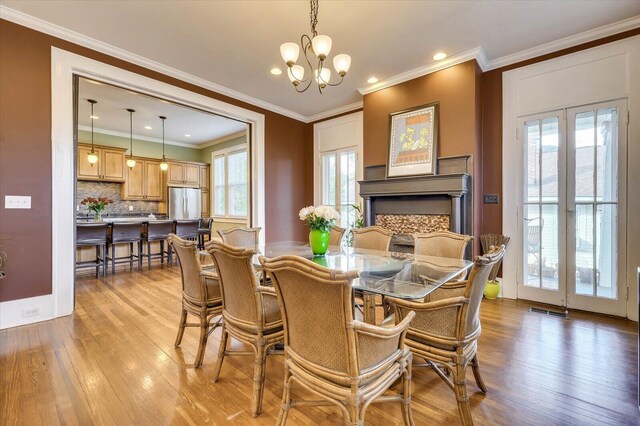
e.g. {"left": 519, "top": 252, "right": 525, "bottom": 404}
{"left": 359, "top": 156, "right": 472, "bottom": 255}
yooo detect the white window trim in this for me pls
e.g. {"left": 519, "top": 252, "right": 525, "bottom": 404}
{"left": 0, "top": 47, "right": 266, "bottom": 330}
{"left": 212, "top": 144, "right": 249, "bottom": 220}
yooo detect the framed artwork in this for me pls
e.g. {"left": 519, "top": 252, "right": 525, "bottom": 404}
{"left": 387, "top": 102, "right": 439, "bottom": 178}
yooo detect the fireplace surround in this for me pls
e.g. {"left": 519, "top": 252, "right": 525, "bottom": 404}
{"left": 359, "top": 156, "right": 472, "bottom": 254}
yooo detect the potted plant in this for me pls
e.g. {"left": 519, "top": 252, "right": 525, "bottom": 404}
{"left": 299, "top": 205, "right": 340, "bottom": 256}
{"left": 347, "top": 203, "right": 365, "bottom": 247}
{"left": 80, "top": 197, "right": 114, "bottom": 221}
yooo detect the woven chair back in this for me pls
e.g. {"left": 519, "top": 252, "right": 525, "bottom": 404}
{"left": 261, "top": 255, "right": 359, "bottom": 375}
{"left": 414, "top": 230, "right": 472, "bottom": 259}
{"left": 168, "top": 234, "right": 203, "bottom": 303}
{"left": 352, "top": 226, "right": 393, "bottom": 251}
{"left": 329, "top": 226, "right": 346, "bottom": 246}
{"left": 206, "top": 240, "right": 259, "bottom": 324}
{"left": 218, "top": 227, "right": 261, "bottom": 249}
{"left": 463, "top": 246, "right": 505, "bottom": 335}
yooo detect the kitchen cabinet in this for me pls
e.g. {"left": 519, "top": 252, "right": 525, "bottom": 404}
{"left": 77, "top": 144, "right": 126, "bottom": 182}
{"left": 122, "top": 159, "right": 164, "bottom": 201}
{"left": 201, "top": 190, "right": 210, "bottom": 217}
{"left": 167, "top": 162, "right": 200, "bottom": 187}
{"left": 199, "top": 165, "right": 210, "bottom": 190}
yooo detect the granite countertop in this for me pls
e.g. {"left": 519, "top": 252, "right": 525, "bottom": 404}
{"left": 76, "top": 213, "right": 169, "bottom": 223}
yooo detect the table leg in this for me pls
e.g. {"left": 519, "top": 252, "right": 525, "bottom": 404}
{"left": 363, "top": 294, "right": 377, "bottom": 325}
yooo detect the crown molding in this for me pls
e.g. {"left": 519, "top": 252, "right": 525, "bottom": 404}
{"left": 357, "top": 47, "right": 486, "bottom": 95}
{"left": 198, "top": 130, "right": 248, "bottom": 149}
{"left": 0, "top": 5, "right": 308, "bottom": 123}
{"left": 484, "top": 15, "right": 640, "bottom": 70}
{"left": 78, "top": 125, "right": 200, "bottom": 148}
{"left": 305, "top": 101, "right": 364, "bottom": 123}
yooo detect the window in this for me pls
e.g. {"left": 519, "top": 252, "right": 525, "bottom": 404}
{"left": 213, "top": 147, "right": 248, "bottom": 218}
{"left": 321, "top": 148, "right": 357, "bottom": 229}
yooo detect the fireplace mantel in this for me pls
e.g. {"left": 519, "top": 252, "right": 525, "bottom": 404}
{"left": 359, "top": 160, "right": 472, "bottom": 243}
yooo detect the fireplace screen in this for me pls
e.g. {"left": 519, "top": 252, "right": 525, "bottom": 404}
{"left": 375, "top": 214, "right": 450, "bottom": 235}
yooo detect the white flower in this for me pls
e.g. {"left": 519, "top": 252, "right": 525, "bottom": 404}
{"left": 299, "top": 206, "right": 314, "bottom": 220}
{"left": 314, "top": 205, "right": 327, "bottom": 218}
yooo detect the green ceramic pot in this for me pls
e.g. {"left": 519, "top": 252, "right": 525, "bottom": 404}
{"left": 309, "top": 229, "right": 330, "bottom": 256}
{"left": 483, "top": 280, "right": 500, "bottom": 299}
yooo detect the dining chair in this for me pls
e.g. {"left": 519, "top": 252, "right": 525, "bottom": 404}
{"left": 385, "top": 245, "right": 506, "bottom": 426}
{"left": 217, "top": 226, "right": 261, "bottom": 249}
{"left": 329, "top": 225, "right": 346, "bottom": 247}
{"left": 169, "top": 234, "right": 223, "bottom": 368}
{"left": 206, "top": 240, "right": 283, "bottom": 417}
{"left": 197, "top": 217, "right": 213, "bottom": 250}
{"left": 142, "top": 220, "right": 174, "bottom": 269}
{"left": 259, "top": 254, "right": 416, "bottom": 426}
{"left": 414, "top": 230, "right": 473, "bottom": 280}
{"left": 352, "top": 226, "right": 393, "bottom": 251}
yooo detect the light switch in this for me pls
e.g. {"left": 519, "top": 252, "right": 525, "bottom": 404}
{"left": 5, "top": 195, "right": 32, "bottom": 209}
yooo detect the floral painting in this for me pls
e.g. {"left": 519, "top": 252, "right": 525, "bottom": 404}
{"left": 387, "top": 102, "right": 438, "bottom": 177}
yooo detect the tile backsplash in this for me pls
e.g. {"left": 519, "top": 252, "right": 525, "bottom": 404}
{"left": 77, "top": 181, "right": 161, "bottom": 215}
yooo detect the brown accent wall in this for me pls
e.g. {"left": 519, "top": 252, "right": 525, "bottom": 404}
{"left": 481, "top": 28, "right": 640, "bottom": 237}
{"left": 363, "top": 60, "right": 483, "bottom": 254}
{"left": 0, "top": 19, "right": 313, "bottom": 303}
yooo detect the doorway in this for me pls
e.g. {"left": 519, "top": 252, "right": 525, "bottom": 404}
{"left": 517, "top": 99, "right": 627, "bottom": 316}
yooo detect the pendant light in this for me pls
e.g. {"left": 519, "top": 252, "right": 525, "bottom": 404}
{"left": 159, "top": 116, "right": 168, "bottom": 171}
{"left": 126, "top": 108, "right": 136, "bottom": 169}
{"left": 87, "top": 99, "right": 99, "bottom": 165}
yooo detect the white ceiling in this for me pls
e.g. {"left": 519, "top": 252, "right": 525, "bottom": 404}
{"left": 3, "top": 1, "right": 640, "bottom": 120}
{"left": 78, "top": 77, "right": 247, "bottom": 147}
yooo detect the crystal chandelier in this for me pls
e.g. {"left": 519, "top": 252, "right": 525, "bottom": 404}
{"left": 280, "top": 0, "right": 351, "bottom": 94}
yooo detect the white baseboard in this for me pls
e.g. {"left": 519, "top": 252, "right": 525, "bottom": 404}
{"left": 0, "top": 294, "right": 55, "bottom": 329}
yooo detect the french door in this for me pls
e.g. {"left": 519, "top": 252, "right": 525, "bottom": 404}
{"left": 320, "top": 148, "right": 357, "bottom": 230}
{"left": 518, "top": 100, "right": 627, "bottom": 316}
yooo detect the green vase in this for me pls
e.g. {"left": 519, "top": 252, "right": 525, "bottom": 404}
{"left": 483, "top": 280, "right": 500, "bottom": 299}
{"left": 309, "top": 229, "right": 330, "bottom": 256}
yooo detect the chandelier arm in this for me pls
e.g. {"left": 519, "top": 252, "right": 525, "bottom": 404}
{"left": 295, "top": 76, "right": 314, "bottom": 93}
{"left": 287, "top": 66, "right": 309, "bottom": 84}
{"left": 325, "top": 75, "right": 345, "bottom": 87}
{"left": 300, "top": 34, "right": 315, "bottom": 72}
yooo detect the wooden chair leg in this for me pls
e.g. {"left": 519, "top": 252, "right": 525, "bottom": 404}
{"left": 129, "top": 242, "right": 134, "bottom": 271}
{"left": 401, "top": 357, "right": 415, "bottom": 426}
{"left": 211, "top": 325, "right": 228, "bottom": 382}
{"left": 454, "top": 363, "right": 474, "bottom": 426}
{"left": 276, "top": 362, "right": 292, "bottom": 426}
{"left": 160, "top": 241, "right": 165, "bottom": 264}
{"left": 138, "top": 241, "right": 142, "bottom": 271}
{"left": 175, "top": 309, "right": 188, "bottom": 347}
{"left": 102, "top": 244, "right": 106, "bottom": 277}
{"left": 111, "top": 243, "right": 116, "bottom": 275}
{"left": 250, "top": 343, "right": 267, "bottom": 417}
{"left": 194, "top": 314, "right": 210, "bottom": 368}
{"left": 95, "top": 245, "right": 100, "bottom": 278}
{"left": 147, "top": 241, "right": 152, "bottom": 269}
{"left": 471, "top": 355, "right": 487, "bottom": 393}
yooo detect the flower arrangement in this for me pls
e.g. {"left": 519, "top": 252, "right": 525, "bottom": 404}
{"left": 80, "top": 196, "right": 114, "bottom": 221}
{"left": 299, "top": 205, "right": 340, "bottom": 231}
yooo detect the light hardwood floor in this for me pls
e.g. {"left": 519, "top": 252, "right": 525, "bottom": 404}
{"left": 1, "top": 266, "right": 638, "bottom": 425}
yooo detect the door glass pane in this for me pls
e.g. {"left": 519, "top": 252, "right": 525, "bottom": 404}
{"left": 540, "top": 204, "right": 559, "bottom": 290}
{"left": 524, "top": 120, "right": 540, "bottom": 202}
{"left": 339, "top": 150, "right": 357, "bottom": 229}
{"left": 227, "top": 150, "right": 247, "bottom": 217}
{"left": 524, "top": 204, "right": 542, "bottom": 288}
{"left": 541, "top": 118, "right": 559, "bottom": 201}
{"left": 596, "top": 108, "right": 618, "bottom": 202}
{"left": 322, "top": 153, "right": 336, "bottom": 206}
{"left": 595, "top": 204, "right": 617, "bottom": 299}
{"left": 575, "top": 204, "right": 594, "bottom": 296}
{"left": 213, "top": 155, "right": 225, "bottom": 216}
{"left": 575, "top": 112, "right": 595, "bottom": 201}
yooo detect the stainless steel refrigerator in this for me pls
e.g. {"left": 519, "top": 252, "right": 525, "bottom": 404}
{"left": 168, "top": 187, "right": 202, "bottom": 219}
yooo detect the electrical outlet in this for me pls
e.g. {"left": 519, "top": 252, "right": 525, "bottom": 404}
{"left": 5, "top": 195, "right": 32, "bottom": 209}
{"left": 484, "top": 194, "right": 500, "bottom": 204}
{"left": 22, "top": 308, "right": 40, "bottom": 318}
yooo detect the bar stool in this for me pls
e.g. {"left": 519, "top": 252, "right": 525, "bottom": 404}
{"left": 175, "top": 220, "right": 199, "bottom": 265}
{"left": 198, "top": 218, "right": 213, "bottom": 249}
{"left": 142, "top": 220, "right": 174, "bottom": 269}
{"left": 108, "top": 222, "right": 143, "bottom": 273}
{"left": 76, "top": 222, "right": 108, "bottom": 277}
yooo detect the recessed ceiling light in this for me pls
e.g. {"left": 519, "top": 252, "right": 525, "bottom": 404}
{"left": 270, "top": 67, "right": 283, "bottom": 75}
{"left": 89, "top": 115, "right": 99, "bottom": 119}
{"left": 185, "top": 134, "right": 191, "bottom": 137}
{"left": 433, "top": 52, "right": 447, "bottom": 61}
{"left": 144, "top": 125, "right": 152, "bottom": 130}
{"left": 367, "top": 77, "right": 379, "bottom": 84}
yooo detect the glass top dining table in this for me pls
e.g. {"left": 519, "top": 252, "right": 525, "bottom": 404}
{"left": 250, "top": 241, "right": 473, "bottom": 301}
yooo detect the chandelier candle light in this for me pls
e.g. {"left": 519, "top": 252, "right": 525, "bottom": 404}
{"left": 87, "top": 99, "right": 99, "bottom": 165}
{"left": 280, "top": 0, "right": 351, "bottom": 93}
{"left": 126, "top": 108, "right": 136, "bottom": 169}
{"left": 159, "top": 116, "right": 168, "bottom": 171}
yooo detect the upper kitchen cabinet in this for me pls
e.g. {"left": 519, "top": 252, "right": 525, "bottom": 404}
{"left": 167, "top": 161, "right": 201, "bottom": 187}
{"left": 77, "top": 144, "right": 126, "bottom": 182}
{"left": 122, "top": 159, "right": 164, "bottom": 201}
{"left": 199, "top": 165, "right": 210, "bottom": 190}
